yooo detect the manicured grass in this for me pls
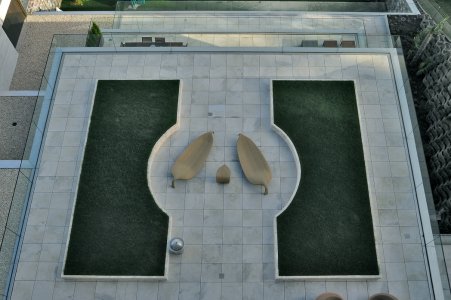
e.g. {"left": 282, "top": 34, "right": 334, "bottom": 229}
{"left": 60, "top": 0, "right": 117, "bottom": 11}
{"left": 64, "top": 80, "right": 178, "bottom": 276}
{"left": 274, "top": 81, "right": 378, "bottom": 276}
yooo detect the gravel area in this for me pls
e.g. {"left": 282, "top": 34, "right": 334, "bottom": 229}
{"left": 0, "top": 168, "right": 26, "bottom": 298}
{"left": 0, "top": 169, "right": 18, "bottom": 243}
{"left": 10, "top": 14, "right": 111, "bottom": 90}
{"left": 0, "top": 97, "right": 37, "bottom": 160}
{"left": 0, "top": 225, "right": 15, "bottom": 297}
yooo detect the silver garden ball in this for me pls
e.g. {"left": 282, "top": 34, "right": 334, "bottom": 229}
{"left": 169, "top": 237, "right": 184, "bottom": 254}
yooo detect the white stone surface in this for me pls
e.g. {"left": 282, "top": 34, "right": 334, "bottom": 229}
{"left": 112, "top": 15, "right": 368, "bottom": 33}
{"left": 9, "top": 51, "right": 435, "bottom": 300}
{"left": 0, "top": 0, "right": 12, "bottom": 22}
{"left": 106, "top": 14, "right": 393, "bottom": 49}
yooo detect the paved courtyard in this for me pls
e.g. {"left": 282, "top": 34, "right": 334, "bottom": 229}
{"left": 9, "top": 51, "right": 433, "bottom": 300}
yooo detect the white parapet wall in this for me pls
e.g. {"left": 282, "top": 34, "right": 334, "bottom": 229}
{"left": 0, "top": 27, "right": 18, "bottom": 91}
{"left": 0, "top": 0, "right": 11, "bottom": 21}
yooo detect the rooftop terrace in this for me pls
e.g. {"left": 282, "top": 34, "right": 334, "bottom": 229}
{"left": 0, "top": 8, "right": 448, "bottom": 300}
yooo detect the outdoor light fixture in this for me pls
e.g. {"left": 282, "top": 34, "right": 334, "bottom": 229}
{"left": 169, "top": 237, "right": 184, "bottom": 255}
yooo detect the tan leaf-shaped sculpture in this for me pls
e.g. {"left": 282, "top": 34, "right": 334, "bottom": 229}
{"left": 171, "top": 131, "right": 213, "bottom": 188}
{"left": 237, "top": 133, "right": 272, "bottom": 195}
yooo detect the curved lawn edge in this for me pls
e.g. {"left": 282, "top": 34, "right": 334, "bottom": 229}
{"left": 145, "top": 80, "right": 184, "bottom": 279}
{"left": 146, "top": 80, "right": 183, "bottom": 211}
{"left": 272, "top": 80, "right": 379, "bottom": 278}
{"left": 63, "top": 80, "right": 179, "bottom": 278}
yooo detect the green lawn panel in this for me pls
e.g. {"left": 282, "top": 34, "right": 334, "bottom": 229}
{"left": 274, "top": 80, "right": 378, "bottom": 276}
{"left": 64, "top": 80, "right": 178, "bottom": 276}
{"left": 61, "top": 0, "right": 117, "bottom": 11}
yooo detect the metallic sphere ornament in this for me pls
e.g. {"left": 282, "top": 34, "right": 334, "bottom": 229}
{"left": 169, "top": 237, "right": 184, "bottom": 255}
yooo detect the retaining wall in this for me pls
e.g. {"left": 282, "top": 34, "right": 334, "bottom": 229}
{"left": 0, "top": 28, "right": 18, "bottom": 90}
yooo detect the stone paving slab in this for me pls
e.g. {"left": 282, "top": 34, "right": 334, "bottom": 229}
{"left": 9, "top": 52, "right": 432, "bottom": 300}
{"left": 109, "top": 15, "right": 392, "bottom": 49}
{"left": 113, "top": 15, "right": 367, "bottom": 33}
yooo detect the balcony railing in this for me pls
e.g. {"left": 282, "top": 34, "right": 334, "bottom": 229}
{"left": 115, "top": 0, "right": 389, "bottom": 12}
{"left": 48, "top": 32, "right": 402, "bottom": 49}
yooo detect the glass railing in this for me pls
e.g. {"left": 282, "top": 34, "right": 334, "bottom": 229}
{"left": 0, "top": 31, "right": 404, "bottom": 298}
{"left": 19, "top": 0, "right": 29, "bottom": 12}
{"left": 115, "top": 0, "right": 388, "bottom": 12}
{"left": 109, "top": 14, "right": 367, "bottom": 32}
{"left": 0, "top": 95, "right": 52, "bottom": 297}
{"left": 0, "top": 94, "right": 47, "bottom": 298}
{"left": 0, "top": 26, "right": 442, "bottom": 299}
{"left": 0, "top": 103, "right": 42, "bottom": 299}
{"left": 394, "top": 48, "right": 451, "bottom": 299}
{"left": 0, "top": 29, "right": 61, "bottom": 299}
{"left": 49, "top": 32, "right": 402, "bottom": 49}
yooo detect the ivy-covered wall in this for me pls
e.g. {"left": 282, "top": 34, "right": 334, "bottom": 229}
{"left": 417, "top": 17, "right": 451, "bottom": 231}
